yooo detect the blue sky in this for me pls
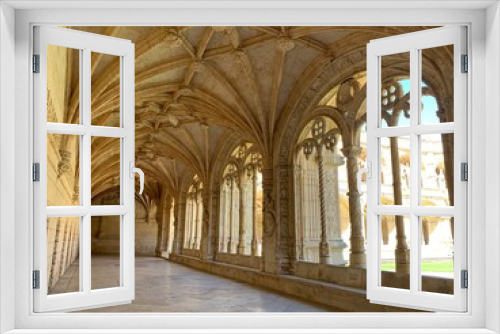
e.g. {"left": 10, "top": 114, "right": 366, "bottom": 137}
{"left": 382, "top": 79, "right": 440, "bottom": 126}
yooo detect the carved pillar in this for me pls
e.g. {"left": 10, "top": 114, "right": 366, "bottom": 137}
{"left": 194, "top": 189, "right": 203, "bottom": 250}
{"left": 324, "top": 150, "right": 347, "bottom": 265}
{"left": 342, "top": 146, "right": 366, "bottom": 268}
{"left": 166, "top": 197, "right": 174, "bottom": 254}
{"left": 390, "top": 136, "right": 410, "bottom": 274}
{"left": 261, "top": 167, "right": 277, "bottom": 273}
{"left": 251, "top": 167, "right": 259, "bottom": 256}
{"left": 237, "top": 176, "right": 246, "bottom": 255}
{"left": 209, "top": 188, "right": 220, "bottom": 260}
{"left": 219, "top": 186, "right": 227, "bottom": 252}
{"left": 422, "top": 217, "right": 430, "bottom": 245}
{"left": 155, "top": 186, "right": 169, "bottom": 256}
{"left": 316, "top": 147, "right": 331, "bottom": 264}
{"left": 227, "top": 176, "right": 236, "bottom": 253}
{"left": 184, "top": 196, "right": 191, "bottom": 248}
{"left": 172, "top": 198, "right": 184, "bottom": 255}
{"left": 190, "top": 193, "right": 197, "bottom": 249}
{"left": 294, "top": 164, "right": 304, "bottom": 261}
{"left": 200, "top": 185, "right": 212, "bottom": 261}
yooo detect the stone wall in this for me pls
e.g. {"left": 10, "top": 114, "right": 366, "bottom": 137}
{"left": 170, "top": 253, "right": 420, "bottom": 312}
{"left": 294, "top": 261, "right": 453, "bottom": 294}
{"left": 47, "top": 217, "right": 79, "bottom": 291}
{"left": 215, "top": 253, "right": 261, "bottom": 270}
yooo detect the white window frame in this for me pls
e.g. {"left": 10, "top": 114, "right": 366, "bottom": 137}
{"left": 0, "top": 2, "right": 497, "bottom": 333}
{"left": 366, "top": 26, "right": 467, "bottom": 312}
{"left": 33, "top": 26, "right": 136, "bottom": 312}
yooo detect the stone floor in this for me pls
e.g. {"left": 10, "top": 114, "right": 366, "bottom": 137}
{"left": 50, "top": 255, "right": 342, "bottom": 312}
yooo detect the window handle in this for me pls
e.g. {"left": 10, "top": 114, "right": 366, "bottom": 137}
{"left": 129, "top": 162, "right": 145, "bottom": 195}
{"left": 357, "top": 162, "right": 371, "bottom": 195}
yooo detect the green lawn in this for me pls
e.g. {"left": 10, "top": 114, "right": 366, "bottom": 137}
{"left": 381, "top": 259, "right": 453, "bottom": 272}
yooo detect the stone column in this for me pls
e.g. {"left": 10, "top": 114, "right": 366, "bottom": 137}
{"left": 341, "top": 146, "right": 366, "bottom": 268}
{"left": 166, "top": 198, "right": 174, "bottom": 254}
{"left": 316, "top": 147, "right": 331, "bottom": 264}
{"left": 219, "top": 186, "right": 227, "bottom": 252}
{"left": 163, "top": 196, "right": 173, "bottom": 255}
{"left": 194, "top": 190, "right": 203, "bottom": 249}
{"left": 237, "top": 176, "right": 247, "bottom": 255}
{"left": 184, "top": 196, "right": 192, "bottom": 249}
{"left": 251, "top": 167, "right": 259, "bottom": 256}
{"left": 227, "top": 176, "right": 235, "bottom": 253}
{"left": 155, "top": 187, "right": 169, "bottom": 256}
{"left": 172, "top": 198, "right": 184, "bottom": 255}
{"left": 209, "top": 188, "right": 220, "bottom": 260}
{"left": 294, "top": 164, "right": 304, "bottom": 261}
{"left": 190, "top": 193, "right": 197, "bottom": 249}
{"left": 324, "top": 150, "right": 347, "bottom": 265}
{"left": 261, "top": 167, "right": 277, "bottom": 273}
{"left": 389, "top": 137, "right": 410, "bottom": 274}
{"left": 200, "top": 185, "right": 213, "bottom": 260}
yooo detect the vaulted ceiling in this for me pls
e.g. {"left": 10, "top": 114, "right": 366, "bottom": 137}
{"left": 71, "top": 26, "right": 435, "bottom": 200}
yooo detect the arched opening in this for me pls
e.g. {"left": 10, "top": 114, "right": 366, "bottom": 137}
{"left": 218, "top": 143, "right": 263, "bottom": 260}
{"left": 294, "top": 116, "right": 348, "bottom": 265}
{"left": 184, "top": 175, "right": 203, "bottom": 250}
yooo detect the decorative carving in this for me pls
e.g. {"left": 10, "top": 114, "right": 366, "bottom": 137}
{"left": 163, "top": 28, "right": 183, "bottom": 48}
{"left": 337, "top": 78, "right": 360, "bottom": 108}
{"left": 57, "top": 150, "right": 72, "bottom": 176}
{"left": 137, "top": 100, "right": 202, "bottom": 131}
{"left": 262, "top": 169, "right": 276, "bottom": 238}
{"left": 72, "top": 185, "right": 79, "bottom": 205}
{"left": 276, "top": 36, "right": 295, "bottom": 52}
{"left": 278, "top": 49, "right": 366, "bottom": 165}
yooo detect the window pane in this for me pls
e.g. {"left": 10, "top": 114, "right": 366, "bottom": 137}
{"left": 421, "top": 45, "right": 453, "bottom": 124}
{"left": 380, "top": 215, "right": 410, "bottom": 290}
{"left": 380, "top": 136, "right": 410, "bottom": 206}
{"left": 47, "top": 216, "right": 80, "bottom": 295}
{"left": 91, "top": 52, "right": 120, "bottom": 127}
{"left": 47, "top": 134, "right": 80, "bottom": 206}
{"left": 91, "top": 215, "right": 121, "bottom": 290}
{"left": 381, "top": 52, "right": 410, "bottom": 127}
{"left": 421, "top": 133, "right": 453, "bottom": 206}
{"left": 91, "top": 137, "right": 120, "bottom": 205}
{"left": 47, "top": 45, "right": 80, "bottom": 124}
{"left": 420, "top": 216, "right": 454, "bottom": 295}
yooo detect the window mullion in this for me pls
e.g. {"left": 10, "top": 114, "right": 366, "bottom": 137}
{"left": 82, "top": 48, "right": 92, "bottom": 294}
{"left": 409, "top": 47, "right": 420, "bottom": 294}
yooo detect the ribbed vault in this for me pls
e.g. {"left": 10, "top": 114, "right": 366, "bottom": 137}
{"left": 65, "top": 26, "right": 442, "bottom": 201}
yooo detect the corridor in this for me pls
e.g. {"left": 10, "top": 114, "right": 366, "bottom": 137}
{"left": 50, "top": 256, "right": 341, "bottom": 312}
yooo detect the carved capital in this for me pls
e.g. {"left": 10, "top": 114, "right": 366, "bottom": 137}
{"left": 341, "top": 146, "right": 362, "bottom": 158}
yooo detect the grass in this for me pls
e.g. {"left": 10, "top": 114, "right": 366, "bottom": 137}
{"left": 381, "top": 259, "right": 453, "bottom": 273}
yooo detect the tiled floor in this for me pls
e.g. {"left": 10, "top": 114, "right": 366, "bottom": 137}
{"left": 51, "top": 255, "right": 342, "bottom": 312}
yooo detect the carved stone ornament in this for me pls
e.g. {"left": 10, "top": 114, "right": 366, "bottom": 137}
{"left": 164, "top": 28, "right": 183, "bottom": 48}
{"left": 57, "top": 150, "right": 72, "bottom": 176}
{"left": 276, "top": 36, "right": 295, "bottom": 52}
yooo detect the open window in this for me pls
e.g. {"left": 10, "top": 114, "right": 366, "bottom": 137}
{"left": 365, "top": 26, "right": 467, "bottom": 312}
{"left": 33, "top": 26, "right": 141, "bottom": 312}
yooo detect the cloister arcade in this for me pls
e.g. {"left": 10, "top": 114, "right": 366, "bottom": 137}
{"left": 46, "top": 26, "right": 455, "bottom": 311}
